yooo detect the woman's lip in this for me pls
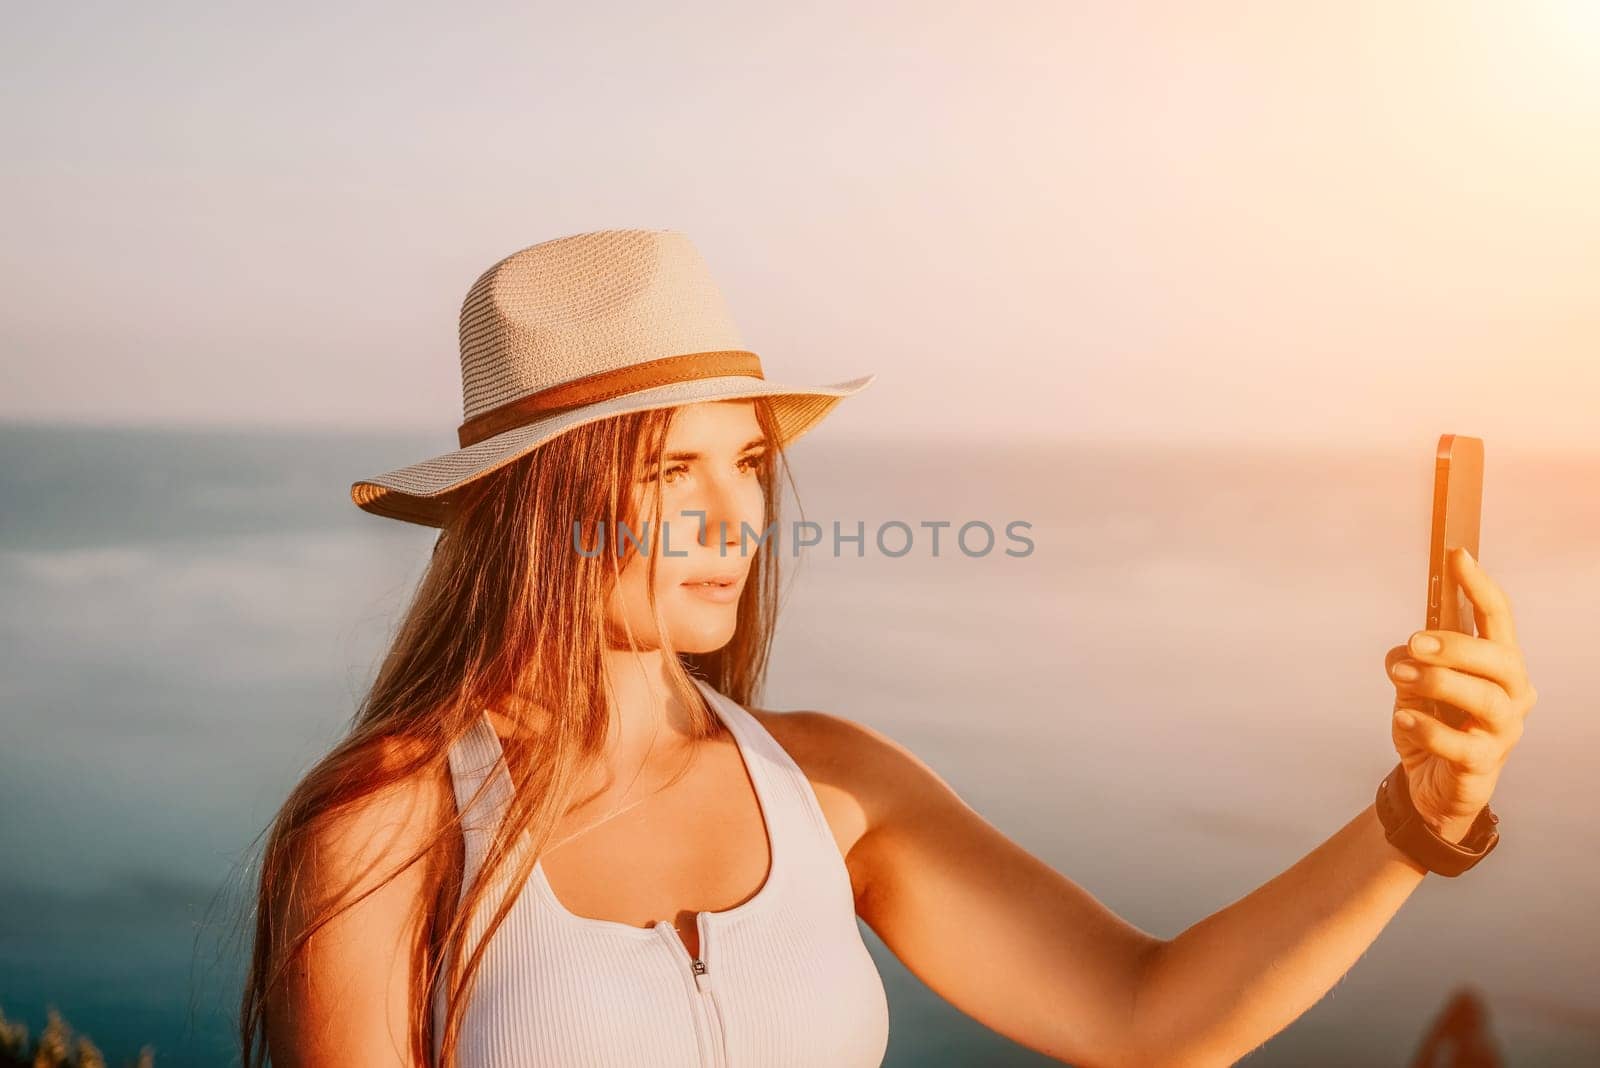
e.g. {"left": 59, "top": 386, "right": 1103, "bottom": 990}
{"left": 680, "top": 578, "right": 742, "bottom": 603}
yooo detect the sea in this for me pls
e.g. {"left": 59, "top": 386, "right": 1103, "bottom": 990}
{"left": 1, "top": 422, "right": 1596, "bottom": 1066}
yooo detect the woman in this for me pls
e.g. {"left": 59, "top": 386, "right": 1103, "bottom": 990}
{"left": 242, "top": 230, "right": 1538, "bottom": 1068}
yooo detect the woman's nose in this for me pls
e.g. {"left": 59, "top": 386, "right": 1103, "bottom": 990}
{"left": 695, "top": 476, "right": 757, "bottom": 550}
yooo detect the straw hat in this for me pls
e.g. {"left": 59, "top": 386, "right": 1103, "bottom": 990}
{"left": 349, "top": 229, "right": 875, "bottom": 527}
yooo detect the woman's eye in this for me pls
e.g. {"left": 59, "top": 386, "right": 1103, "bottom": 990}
{"left": 640, "top": 464, "right": 687, "bottom": 485}
{"left": 646, "top": 455, "right": 765, "bottom": 485}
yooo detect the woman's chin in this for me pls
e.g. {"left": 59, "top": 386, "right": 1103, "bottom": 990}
{"left": 669, "top": 608, "right": 739, "bottom": 653}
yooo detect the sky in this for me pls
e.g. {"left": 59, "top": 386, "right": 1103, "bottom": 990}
{"left": 2, "top": 1, "right": 1597, "bottom": 450}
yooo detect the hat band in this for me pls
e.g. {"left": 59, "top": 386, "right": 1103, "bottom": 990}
{"left": 456, "top": 350, "right": 765, "bottom": 448}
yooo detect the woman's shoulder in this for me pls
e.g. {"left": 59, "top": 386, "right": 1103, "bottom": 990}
{"left": 746, "top": 705, "right": 944, "bottom": 857}
{"left": 748, "top": 705, "right": 922, "bottom": 783}
{"left": 747, "top": 705, "right": 868, "bottom": 765}
{"left": 295, "top": 735, "right": 454, "bottom": 898}
{"left": 282, "top": 746, "right": 448, "bottom": 920}
{"left": 264, "top": 735, "right": 452, "bottom": 1062}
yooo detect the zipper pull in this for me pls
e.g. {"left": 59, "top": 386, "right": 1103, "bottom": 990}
{"left": 692, "top": 958, "right": 711, "bottom": 992}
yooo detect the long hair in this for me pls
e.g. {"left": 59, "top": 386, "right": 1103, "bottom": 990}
{"left": 237, "top": 396, "right": 796, "bottom": 1067}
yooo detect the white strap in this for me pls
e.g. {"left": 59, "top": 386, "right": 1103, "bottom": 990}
{"left": 446, "top": 712, "right": 516, "bottom": 865}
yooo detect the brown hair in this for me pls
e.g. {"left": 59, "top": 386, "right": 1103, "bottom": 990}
{"left": 237, "top": 397, "right": 795, "bottom": 1066}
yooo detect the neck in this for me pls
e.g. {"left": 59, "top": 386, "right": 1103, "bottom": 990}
{"left": 486, "top": 647, "right": 706, "bottom": 775}
{"left": 597, "top": 646, "right": 706, "bottom": 760}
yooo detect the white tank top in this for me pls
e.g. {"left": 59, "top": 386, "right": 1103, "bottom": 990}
{"left": 432, "top": 675, "right": 891, "bottom": 1067}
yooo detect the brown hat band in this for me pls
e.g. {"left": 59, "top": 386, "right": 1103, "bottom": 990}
{"left": 456, "top": 350, "right": 765, "bottom": 448}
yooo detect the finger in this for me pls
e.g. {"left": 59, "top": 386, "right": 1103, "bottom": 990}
{"left": 1389, "top": 658, "right": 1520, "bottom": 738}
{"left": 1385, "top": 645, "right": 1428, "bottom": 703}
{"left": 1387, "top": 645, "right": 1435, "bottom": 717}
{"left": 1385, "top": 646, "right": 1411, "bottom": 711}
{"left": 1451, "top": 547, "right": 1518, "bottom": 647}
{"left": 1405, "top": 628, "right": 1532, "bottom": 701}
{"left": 1395, "top": 707, "right": 1500, "bottom": 773}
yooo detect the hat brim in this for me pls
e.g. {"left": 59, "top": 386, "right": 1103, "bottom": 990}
{"left": 349, "top": 373, "right": 876, "bottom": 527}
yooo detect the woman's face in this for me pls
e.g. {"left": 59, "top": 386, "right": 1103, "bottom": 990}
{"left": 603, "top": 400, "right": 769, "bottom": 653}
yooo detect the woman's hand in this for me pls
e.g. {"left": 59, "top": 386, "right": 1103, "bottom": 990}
{"left": 1383, "top": 546, "right": 1538, "bottom": 841}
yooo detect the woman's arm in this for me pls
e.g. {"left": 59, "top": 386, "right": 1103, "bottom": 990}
{"left": 824, "top": 549, "right": 1533, "bottom": 1068}
{"left": 1131, "top": 799, "right": 1431, "bottom": 1067}
{"left": 1134, "top": 560, "right": 1537, "bottom": 1068}
{"left": 828, "top": 717, "right": 1487, "bottom": 1068}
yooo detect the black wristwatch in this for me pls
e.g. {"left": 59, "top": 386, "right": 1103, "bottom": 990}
{"left": 1374, "top": 762, "right": 1500, "bottom": 877}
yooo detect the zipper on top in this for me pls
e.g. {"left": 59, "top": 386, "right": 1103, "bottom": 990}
{"left": 656, "top": 914, "right": 729, "bottom": 1068}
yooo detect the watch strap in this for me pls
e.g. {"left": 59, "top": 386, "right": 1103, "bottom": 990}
{"left": 1374, "top": 762, "right": 1500, "bottom": 877}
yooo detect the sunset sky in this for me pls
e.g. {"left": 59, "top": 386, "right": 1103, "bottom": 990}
{"left": 3, "top": 2, "right": 1596, "bottom": 450}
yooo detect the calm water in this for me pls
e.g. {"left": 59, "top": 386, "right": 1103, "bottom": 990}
{"left": 1, "top": 423, "right": 1596, "bottom": 1066}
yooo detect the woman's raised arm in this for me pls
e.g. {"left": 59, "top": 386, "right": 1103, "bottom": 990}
{"left": 813, "top": 548, "right": 1534, "bottom": 1068}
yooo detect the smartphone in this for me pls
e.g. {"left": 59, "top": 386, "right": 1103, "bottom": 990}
{"left": 1423, "top": 434, "right": 1484, "bottom": 731}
